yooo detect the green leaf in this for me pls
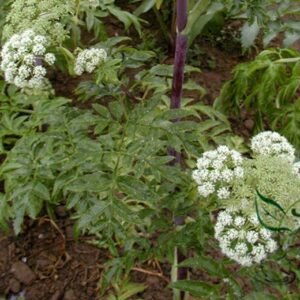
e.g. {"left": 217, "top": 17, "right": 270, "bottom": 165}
{"left": 170, "top": 280, "right": 217, "bottom": 297}
{"left": 107, "top": 6, "right": 142, "bottom": 36}
{"left": 77, "top": 201, "right": 109, "bottom": 229}
{"left": 256, "top": 190, "right": 286, "bottom": 215}
{"left": 92, "top": 104, "right": 111, "bottom": 118}
{"left": 185, "top": 1, "right": 224, "bottom": 46}
{"left": 66, "top": 174, "right": 111, "bottom": 192}
{"left": 134, "top": 0, "right": 156, "bottom": 16}
{"left": 33, "top": 182, "right": 50, "bottom": 201}
{"left": 179, "top": 256, "right": 228, "bottom": 276}
{"left": 86, "top": 11, "right": 95, "bottom": 31}
{"left": 241, "top": 18, "right": 260, "bottom": 49}
{"left": 58, "top": 47, "right": 75, "bottom": 75}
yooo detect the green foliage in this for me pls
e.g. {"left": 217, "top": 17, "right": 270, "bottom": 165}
{"left": 236, "top": 0, "right": 300, "bottom": 48}
{"left": 134, "top": 0, "right": 300, "bottom": 49}
{"left": 215, "top": 48, "right": 300, "bottom": 149}
{"left": 0, "top": 1, "right": 12, "bottom": 42}
{"left": 71, "top": 0, "right": 143, "bottom": 45}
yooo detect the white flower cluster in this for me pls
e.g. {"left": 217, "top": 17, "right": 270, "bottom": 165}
{"left": 74, "top": 48, "right": 107, "bottom": 76}
{"left": 0, "top": 29, "right": 55, "bottom": 88}
{"left": 215, "top": 210, "right": 278, "bottom": 266}
{"left": 251, "top": 131, "right": 295, "bottom": 163}
{"left": 192, "top": 146, "right": 244, "bottom": 199}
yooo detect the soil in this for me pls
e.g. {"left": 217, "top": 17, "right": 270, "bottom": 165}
{"left": 0, "top": 213, "right": 173, "bottom": 300}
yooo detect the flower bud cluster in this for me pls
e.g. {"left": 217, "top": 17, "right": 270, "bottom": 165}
{"left": 192, "top": 145, "right": 244, "bottom": 200}
{"left": 251, "top": 131, "right": 295, "bottom": 162}
{"left": 0, "top": 29, "right": 55, "bottom": 88}
{"left": 74, "top": 48, "right": 107, "bottom": 76}
{"left": 215, "top": 210, "right": 278, "bottom": 266}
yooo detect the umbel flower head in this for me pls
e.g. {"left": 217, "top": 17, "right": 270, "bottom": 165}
{"left": 192, "top": 145, "right": 244, "bottom": 200}
{"left": 0, "top": 29, "right": 55, "bottom": 89}
{"left": 74, "top": 48, "right": 107, "bottom": 76}
{"left": 251, "top": 131, "right": 295, "bottom": 162}
{"left": 215, "top": 210, "right": 278, "bottom": 266}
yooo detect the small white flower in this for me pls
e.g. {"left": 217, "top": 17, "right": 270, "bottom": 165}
{"left": 44, "top": 53, "right": 56, "bottom": 65}
{"left": 249, "top": 214, "right": 259, "bottom": 225}
{"left": 34, "top": 35, "right": 47, "bottom": 45}
{"left": 18, "top": 65, "right": 31, "bottom": 79}
{"left": 246, "top": 231, "right": 259, "bottom": 243}
{"left": 234, "top": 167, "right": 244, "bottom": 178}
{"left": 266, "top": 239, "right": 278, "bottom": 252}
{"left": 23, "top": 54, "right": 35, "bottom": 65}
{"left": 234, "top": 216, "right": 245, "bottom": 227}
{"left": 217, "top": 187, "right": 230, "bottom": 200}
{"left": 33, "top": 66, "right": 47, "bottom": 77}
{"left": 235, "top": 242, "right": 248, "bottom": 255}
{"left": 32, "top": 44, "right": 46, "bottom": 55}
{"left": 197, "top": 182, "right": 215, "bottom": 197}
{"left": 218, "top": 211, "right": 233, "bottom": 226}
{"left": 259, "top": 228, "right": 272, "bottom": 240}
{"left": 221, "top": 169, "right": 233, "bottom": 182}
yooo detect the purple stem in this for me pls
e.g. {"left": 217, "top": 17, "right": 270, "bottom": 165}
{"left": 170, "top": 34, "right": 188, "bottom": 110}
{"left": 170, "top": 0, "right": 189, "bottom": 291}
{"left": 176, "top": 0, "right": 188, "bottom": 32}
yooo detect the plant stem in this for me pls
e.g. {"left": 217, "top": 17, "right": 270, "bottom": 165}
{"left": 172, "top": 247, "right": 181, "bottom": 300}
{"left": 170, "top": 1, "right": 189, "bottom": 299}
{"left": 170, "top": 34, "right": 187, "bottom": 110}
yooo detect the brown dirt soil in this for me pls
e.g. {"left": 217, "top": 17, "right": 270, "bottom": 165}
{"left": 0, "top": 213, "right": 174, "bottom": 300}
